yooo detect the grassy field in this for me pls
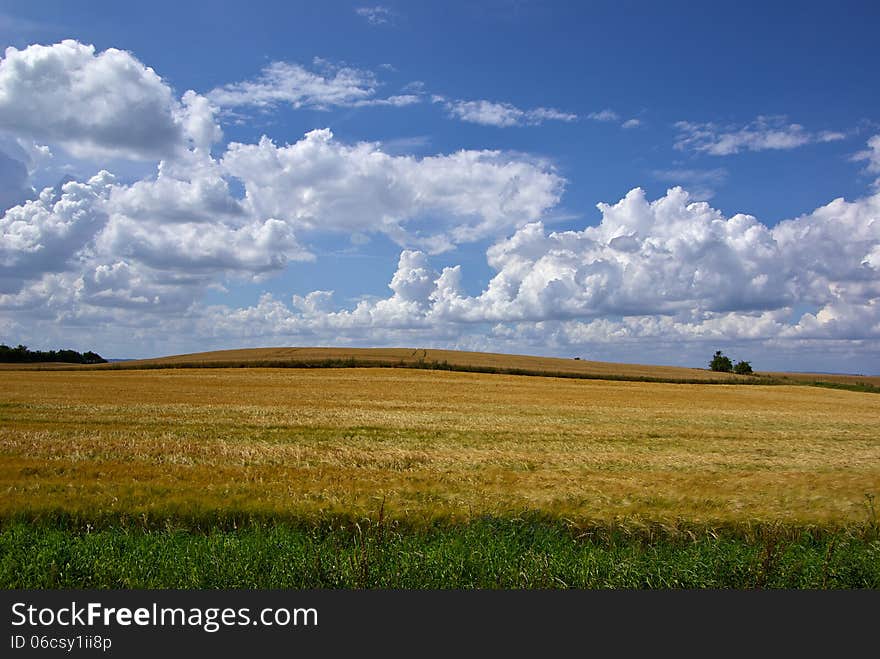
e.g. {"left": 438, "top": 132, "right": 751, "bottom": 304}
{"left": 3, "top": 519, "right": 878, "bottom": 588}
{"left": 2, "top": 357, "right": 878, "bottom": 588}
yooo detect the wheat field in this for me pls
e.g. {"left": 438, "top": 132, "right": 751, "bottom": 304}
{"left": 2, "top": 365, "right": 878, "bottom": 525}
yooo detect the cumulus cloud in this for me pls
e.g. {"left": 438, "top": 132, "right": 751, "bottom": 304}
{"left": 98, "top": 216, "right": 308, "bottom": 275}
{"left": 108, "top": 154, "right": 243, "bottom": 224}
{"left": 0, "top": 171, "right": 113, "bottom": 292}
{"left": 438, "top": 187, "right": 795, "bottom": 322}
{"left": 675, "top": 116, "right": 846, "bottom": 156}
{"left": 203, "top": 187, "right": 879, "bottom": 358}
{"left": 0, "top": 50, "right": 563, "bottom": 326}
{"left": 78, "top": 261, "right": 201, "bottom": 311}
{"left": 91, "top": 149, "right": 311, "bottom": 299}
{"left": 7, "top": 183, "right": 880, "bottom": 370}
{"left": 0, "top": 139, "right": 312, "bottom": 313}
{"left": 0, "top": 40, "right": 219, "bottom": 160}
{"left": 436, "top": 97, "right": 577, "bottom": 127}
{"left": 221, "top": 128, "right": 565, "bottom": 251}
{"left": 2, "top": 41, "right": 877, "bottom": 370}
{"left": 772, "top": 190, "right": 880, "bottom": 306}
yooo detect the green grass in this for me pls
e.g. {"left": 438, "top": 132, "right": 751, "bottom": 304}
{"left": 805, "top": 380, "right": 880, "bottom": 394}
{"left": 3, "top": 515, "right": 878, "bottom": 589}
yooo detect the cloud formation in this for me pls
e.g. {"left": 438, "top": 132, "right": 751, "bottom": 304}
{"left": 587, "top": 109, "right": 618, "bottom": 122}
{"left": 436, "top": 97, "right": 577, "bottom": 127}
{"left": 1, "top": 40, "right": 877, "bottom": 371}
{"left": 675, "top": 116, "right": 845, "bottom": 156}
{"left": 355, "top": 6, "right": 396, "bottom": 25}
{"left": 4, "top": 176, "right": 879, "bottom": 368}
{"left": 221, "top": 128, "right": 565, "bottom": 251}
{"left": 0, "top": 40, "right": 218, "bottom": 160}
{"left": 1, "top": 171, "right": 113, "bottom": 292}
{"left": 208, "top": 59, "right": 417, "bottom": 111}
{"left": 853, "top": 134, "right": 880, "bottom": 186}
{"left": 185, "top": 185, "right": 880, "bottom": 361}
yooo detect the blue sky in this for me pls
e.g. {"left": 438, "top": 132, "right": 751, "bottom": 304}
{"left": 1, "top": 1, "right": 879, "bottom": 372}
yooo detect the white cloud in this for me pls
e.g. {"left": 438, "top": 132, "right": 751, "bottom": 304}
{"left": 853, "top": 134, "right": 880, "bottom": 186}
{"left": 0, "top": 171, "right": 113, "bottom": 292}
{"left": 0, "top": 140, "right": 312, "bottom": 311}
{"left": 108, "top": 153, "right": 243, "bottom": 224}
{"left": 588, "top": 110, "right": 641, "bottom": 130}
{"left": 221, "top": 128, "right": 565, "bottom": 251}
{"left": 0, "top": 40, "right": 218, "bottom": 160}
{"left": 772, "top": 189, "right": 880, "bottom": 306}
{"left": 438, "top": 97, "right": 577, "bottom": 127}
{"left": 95, "top": 149, "right": 312, "bottom": 282}
{"left": 675, "top": 116, "right": 846, "bottom": 156}
{"left": 202, "top": 187, "right": 879, "bottom": 357}
{"left": 178, "top": 90, "right": 223, "bottom": 152}
{"left": 438, "top": 187, "right": 794, "bottom": 322}
{"left": 209, "top": 59, "right": 415, "bottom": 111}
{"left": 354, "top": 94, "right": 421, "bottom": 108}
{"left": 355, "top": 6, "right": 396, "bottom": 25}
{"left": 1, "top": 42, "right": 877, "bottom": 370}
{"left": 587, "top": 109, "right": 618, "bottom": 122}
{"left": 7, "top": 184, "right": 880, "bottom": 370}
{"left": 98, "top": 216, "right": 309, "bottom": 275}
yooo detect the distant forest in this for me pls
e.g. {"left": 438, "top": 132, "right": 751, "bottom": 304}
{"left": 0, "top": 344, "right": 106, "bottom": 364}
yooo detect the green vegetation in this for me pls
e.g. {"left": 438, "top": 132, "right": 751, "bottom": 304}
{"left": 711, "top": 351, "right": 755, "bottom": 377}
{"left": 99, "top": 356, "right": 776, "bottom": 384}
{"left": 2, "top": 516, "right": 877, "bottom": 589}
{"left": 0, "top": 343, "right": 106, "bottom": 364}
{"left": 805, "top": 380, "right": 880, "bottom": 394}
{"left": 733, "top": 360, "right": 753, "bottom": 375}
{"left": 709, "top": 350, "right": 734, "bottom": 372}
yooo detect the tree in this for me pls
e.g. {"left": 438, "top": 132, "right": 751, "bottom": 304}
{"left": 0, "top": 344, "right": 106, "bottom": 364}
{"left": 733, "top": 360, "right": 753, "bottom": 375}
{"left": 709, "top": 350, "right": 733, "bottom": 372}
{"left": 82, "top": 351, "right": 107, "bottom": 364}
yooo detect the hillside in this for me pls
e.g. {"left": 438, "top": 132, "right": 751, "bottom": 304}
{"left": 2, "top": 346, "right": 878, "bottom": 387}
{"left": 105, "top": 346, "right": 747, "bottom": 382}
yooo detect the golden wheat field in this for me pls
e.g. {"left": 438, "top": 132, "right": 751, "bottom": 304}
{"left": 2, "top": 362, "right": 879, "bottom": 525}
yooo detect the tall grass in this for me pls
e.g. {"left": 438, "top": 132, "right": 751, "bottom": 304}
{"left": 2, "top": 515, "right": 877, "bottom": 589}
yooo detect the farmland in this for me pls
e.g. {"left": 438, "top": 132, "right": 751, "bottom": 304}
{"left": 1, "top": 352, "right": 879, "bottom": 588}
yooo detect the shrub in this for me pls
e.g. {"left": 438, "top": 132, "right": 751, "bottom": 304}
{"left": 733, "top": 360, "right": 753, "bottom": 375}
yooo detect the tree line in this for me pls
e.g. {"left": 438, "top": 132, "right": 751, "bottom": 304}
{"left": 0, "top": 344, "right": 106, "bottom": 364}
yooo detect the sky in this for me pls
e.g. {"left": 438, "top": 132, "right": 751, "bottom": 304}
{"left": 1, "top": 0, "right": 879, "bottom": 373}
